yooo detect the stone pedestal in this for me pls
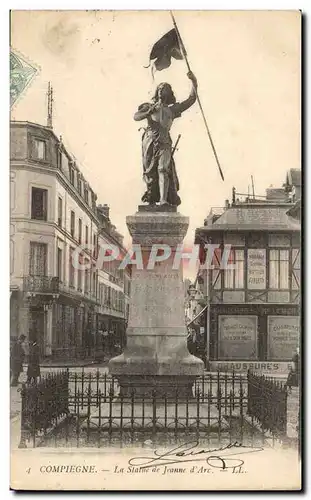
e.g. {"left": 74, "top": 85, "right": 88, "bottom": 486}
{"left": 109, "top": 206, "right": 204, "bottom": 397}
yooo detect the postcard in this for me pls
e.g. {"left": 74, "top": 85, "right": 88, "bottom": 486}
{"left": 10, "top": 10, "right": 301, "bottom": 491}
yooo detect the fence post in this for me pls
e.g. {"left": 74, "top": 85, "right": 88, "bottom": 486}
{"left": 152, "top": 390, "right": 157, "bottom": 437}
{"left": 18, "top": 384, "right": 28, "bottom": 449}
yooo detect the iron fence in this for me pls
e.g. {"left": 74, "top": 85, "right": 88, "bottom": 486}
{"left": 19, "top": 369, "right": 287, "bottom": 448}
{"left": 19, "top": 371, "right": 69, "bottom": 448}
{"left": 247, "top": 370, "right": 287, "bottom": 437}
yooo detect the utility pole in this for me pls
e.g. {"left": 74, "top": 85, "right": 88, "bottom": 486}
{"left": 251, "top": 175, "right": 255, "bottom": 200}
{"left": 47, "top": 82, "right": 53, "bottom": 129}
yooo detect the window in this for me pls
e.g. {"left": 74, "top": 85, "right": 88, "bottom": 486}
{"left": 124, "top": 276, "right": 131, "bottom": 296}
{"left": 57, "top": 149, "right": 62, "bottom": 170}
{"left": 58, "top": 197, "right": 63, "bottom": 227}
{"left": 85, "top": 225, "right": 89, "bottom": 245}
{"left": 111, "top": 288, "right": 116, "bottom": 309}
{"left": 99, "top": 283, "right": 104, "bottom": 305}
{"left": 77, "top": 176, "right": 82, "bottom": 195}
{"left": 31, "top": 187, "right": 47, "bottom": 221}
{"left": 269, "top": 249, "right": 289, "bottom": 289}
{"left": 69, "top": 165, "right": 75, "bottom": 186}
{"left": 33, "top": 139, "right": 46, "bottom": 160}
{"left": 29, "top": 242, "right": 47, "bottom": 276}
{"left": 57, "top": 248, "right": 62, "bottom": 281}
{"left": 84, "top": 186, "right": 89, "bottom": 204}
{"left": 105, "top": 286, "right": 111, "bottom": 306}
{"left": 77, "top": 268, "right": 83, "bottom": 291}
{"left": 84, "top": 260, "right": 90, "bottom": 293}
{"left": 93, "top": 233, "right": 97, "bottom": 258}
{"left": 224, "top": 249, "right": 244, "bottom": 289}
{"left": 92, "top": 268, "right": 96, "bottom": 296}
{"left": 70, "top": 211, "right": 75, "bottom": 238}
{"left": 69, "top": 247, "right": 75, "bottom": 288}
{"left": 78, "top": 218, "right": 82, "bottom": 244}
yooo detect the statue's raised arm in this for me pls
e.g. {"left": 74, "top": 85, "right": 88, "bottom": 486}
{"left": 171, "top": 71, "right": 198, "bottom": 118}
{"left": 134, "top": 72, "right": 198, "bottom": 207}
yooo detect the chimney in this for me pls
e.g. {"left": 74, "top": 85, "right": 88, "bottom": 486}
{"left": 97, "top": 204, "right": 110, "bottom": 219}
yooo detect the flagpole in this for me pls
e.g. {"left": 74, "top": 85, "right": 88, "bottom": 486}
{"left": 170, "top": 11, "right": 225, "bottom": 182}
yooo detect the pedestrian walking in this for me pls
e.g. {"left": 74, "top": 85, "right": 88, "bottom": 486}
{"left": 27, "top": 341, "right": 41, "bottom": 385}
{"left": 10, "top": 335, "right": 26, "bottom": 386}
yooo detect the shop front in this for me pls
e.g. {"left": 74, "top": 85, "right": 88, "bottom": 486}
{"left": 209, "top": 304, "right": 299, "bottom": 375}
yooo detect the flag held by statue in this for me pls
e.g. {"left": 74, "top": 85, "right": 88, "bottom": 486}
{"left": 146, "top": 28, "right": 186, "bottom": 73}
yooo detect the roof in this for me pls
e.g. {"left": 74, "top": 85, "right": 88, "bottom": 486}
{"left": 197, "top": 203, "right": 301, "bottom": 233}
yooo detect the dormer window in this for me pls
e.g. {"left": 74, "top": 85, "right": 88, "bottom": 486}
{"left": 69, "top": 164, "right": 75, "bottom": 186}
{"left": 33, "top": 138, "right": 46, "bottom": 160}
{"left": 84, "top": 186, "right": 89, "bottom": 204}
{"left": 77, "top": 176, "right": 82, "bottom": 195}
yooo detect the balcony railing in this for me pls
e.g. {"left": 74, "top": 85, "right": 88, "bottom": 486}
{"left": 23, "top": 275, "right": 60, "bottom": 294}
{"left": 23, "top": 276, "right": 101, "bottom": 304}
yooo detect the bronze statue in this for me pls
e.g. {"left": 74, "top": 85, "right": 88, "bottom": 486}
{"left": 134, "top": 71, "right": 198, "bottom": 206}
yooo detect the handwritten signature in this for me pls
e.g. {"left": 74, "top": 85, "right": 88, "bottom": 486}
{"left": 128, "top": 441, "right": 264, "bottom": 470}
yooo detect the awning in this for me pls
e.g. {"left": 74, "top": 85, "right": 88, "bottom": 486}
{"left": 187, "top": 305, "right": 207, "bottom": 328}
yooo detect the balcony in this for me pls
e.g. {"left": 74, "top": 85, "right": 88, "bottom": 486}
{"left": 23, "top": 275, "right": 60, "bottom": 294}
{"left": 23, "top": 275, "right": 101, "bottom": 304}
{"left": 58, "top": 282, "right": 99, "bottom": 305}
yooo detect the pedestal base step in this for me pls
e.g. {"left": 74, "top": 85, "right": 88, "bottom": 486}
{"left": 82, "top": 400, "right": 230, "bottom": 431}
{"left": 115, "top": 375, "right": 198, "bottom": 398}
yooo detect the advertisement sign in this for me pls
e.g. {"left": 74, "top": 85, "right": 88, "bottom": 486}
{"left": 218, "top": 315, "right": 257, "bottom": 360}
{"left": 210, "top": 361, "right": 292, "bottom": 374}
{"left": 247, "top": 249, "right": 266, "bottom": 289}
{"left": 267, "top": 316, "right": 299, "bottom": 360}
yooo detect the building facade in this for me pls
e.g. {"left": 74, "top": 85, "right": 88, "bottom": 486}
{"left": 194, "top": 171, "right": 301, "bottom": 375}
{"left": 96, "top": 204, "right": 130, "bottom": 357}
{"left": 10, "top": 121, "right": 130, "bottom": 361}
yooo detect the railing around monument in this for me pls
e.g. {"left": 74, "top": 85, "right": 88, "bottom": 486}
{"left": 19, "top": 369, "right": 287, "bottom": 448}
{"left": 19, "top": 371, "right": 69, "bottom": 448}
{"left": 247, "top": 371, "right": 287, "bottom": 438}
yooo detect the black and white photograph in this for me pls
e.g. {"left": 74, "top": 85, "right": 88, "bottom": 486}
{"left": 9, "top": 10, "right": 301, "bottom": 491}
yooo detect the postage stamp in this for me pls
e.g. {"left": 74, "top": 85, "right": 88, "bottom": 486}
{"left": 10, "top": 48, "right": 39, "bottom": 108}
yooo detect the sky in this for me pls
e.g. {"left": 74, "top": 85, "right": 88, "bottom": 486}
{"left": 10, "top": 10, "right": 301, "bottom": 277}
